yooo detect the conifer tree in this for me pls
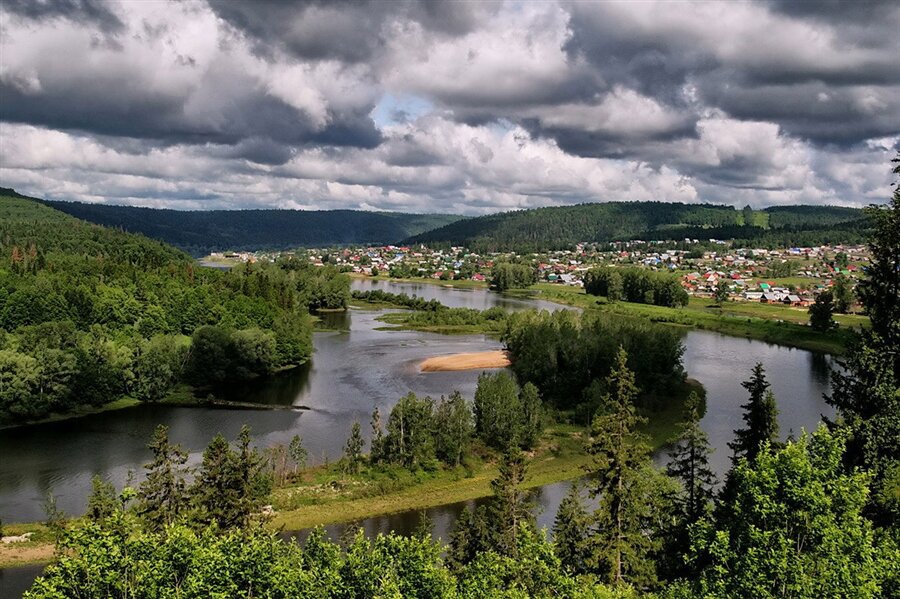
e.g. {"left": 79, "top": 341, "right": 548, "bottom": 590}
{"left": 667, "top": 391, "right": 716, "bottom": 524}
{"left": 553, "top": 484, "right": 590, "bottom": 575}
{"left": 86, "top": 475, "right": 118, "bottom": 523}
{"left": 137, "top": 424, "right": 188, "bottom": 531}
{"left": 488, "top": 447, "right": 534, "bottom": 557}
{"left": 343, "top": 421, "right": 365, "bottom": 474}
{"left": 584, "top": 346, "right": 659, "bottom": 587}
{"left": 729, "top": 363, "right": 779, "bottom": 464}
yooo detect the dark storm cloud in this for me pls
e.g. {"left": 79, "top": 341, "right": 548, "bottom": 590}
{"left": 207, "top": 0, "right": 495, "bottom": 63}
{"left": 1, "top": 0, "right": 123, "bottom": 32}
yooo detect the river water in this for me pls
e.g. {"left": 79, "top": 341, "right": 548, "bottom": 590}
{"left": 0, "top": 280, "right": 835, "bottom": 595}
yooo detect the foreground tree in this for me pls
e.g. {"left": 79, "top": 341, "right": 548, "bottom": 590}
{"left": 828, "top": 166, "right": 900, "bottom": 524}
{"left": 343, "top": 421, "right": 365, "bottom": 474}
{"left": 552, "top": 484, "right": 590, "bottom": 575}
{"left": 667, "top": 391, "right": 716, "bottom": 524}
{"left": 728, "top": 363, "right": 779, "bottom": 464}
{"left": 433, "top": 391, "right": 473, "bottom": 467}
{"left": 584, "top": 347, "right": 669, "bottom": 588}
{"left": 684, "top": 427, "right": 895, "bottom": 598}
{"left": 832, "top": 275, "right": 854, "bottom": 313}
{"left": 136, "top": 424, "right": 188, "bottom": 531}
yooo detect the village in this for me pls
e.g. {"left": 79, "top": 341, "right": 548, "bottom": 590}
{"left": 206, "top": 239, "right": 869, "bottom": 310}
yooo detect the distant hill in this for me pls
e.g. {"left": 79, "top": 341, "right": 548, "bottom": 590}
{"left": 404, "top": 202, "right": 869, "bottom": 251}
{"left": 40, "top": 197, "right": 463, "bottom": 256}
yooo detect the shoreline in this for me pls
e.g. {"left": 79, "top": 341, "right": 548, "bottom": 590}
{"left": 420, "top": 350, "right": 511, "bottom": 371}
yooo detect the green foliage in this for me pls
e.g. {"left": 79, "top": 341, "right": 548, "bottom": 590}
{"left": 503, "top": 309, "right": 685, "bottom": 411}
{"left": 553, "top": 484, "right": 591, "bottom": 575}
{"left": 383, "top": 392, "right": 437, "bottom": 468}
{"left": 136, "top": 424, "right": 188, "bottom": 532}
{"left": 666, "top": 392, "right": 716, "bottom": 525}
{"left": 584, "top": 348, "right": 668, "bottom": 588}
{"left": 343, "top": 421, "right": 365, "bottom": 474}
{"left": 491, "top": 262, "right": 537, "bottom": 291}
{"left": 434, "top": 391, "right": 474, "bottom": 467}
{"left": 728, "top": 364, "right": 779, "bottom": 464}
{"left": 686, "top": 427, "right": 895, "bottom": 598}
{"left": 86, "top": 476, "right": 119, "bottom": 523}
{"left": 473, "top": 371, "right": 536, "bottom": 451}
{"left": 831, "top": 275, "right": 854, "bottom": 313}
{"left": 0, "top": 195, "right": 319, "bottom": 424}
{"left": 808, "top": 291, "right": 835, "bottom": 331}
{"left": 585, "top": 267, "right": 689, "bottom": 308}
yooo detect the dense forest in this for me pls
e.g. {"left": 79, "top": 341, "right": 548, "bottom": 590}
{"left": 0, "top": 193, "right": 352, "bottom": 425}
{"left": 19, "top": 190, "right": 462, "bottom": 256}
{"left": 405, "top": 201, "right": 869, "bottom": 251}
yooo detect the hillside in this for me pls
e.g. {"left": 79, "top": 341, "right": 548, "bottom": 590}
{"left": 404, "top": 202, "right": 869, "bottom": 251}
{"left": 0, "top": 192, "right": 322, "bottom": 425}
{"left": 42, "top": 196, "right": 463, "bottom": 256}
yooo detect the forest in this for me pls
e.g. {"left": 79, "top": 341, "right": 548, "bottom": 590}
{"left": 25, "top": 189, "right": 462, "bottom": 256}
{"left": 405, "top": 201, "right": 868, "bottom": 251}
{"left": 0, "top": 194, "right": 352, "bottom": 425}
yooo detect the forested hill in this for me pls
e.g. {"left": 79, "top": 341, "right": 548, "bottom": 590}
{"left": 40, "top": 195, "right": 463, "bottom": 256}
{"left": 404, "top": 202, "right": 869, "bottom": 251}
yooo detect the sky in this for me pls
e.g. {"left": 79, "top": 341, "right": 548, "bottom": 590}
{"left": 0, "top": 0, "right": 897, "bottom": 214}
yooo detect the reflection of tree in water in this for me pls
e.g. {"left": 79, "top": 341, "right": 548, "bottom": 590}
{"left": 809, "top": 351, "right": 835, "bottom": 388}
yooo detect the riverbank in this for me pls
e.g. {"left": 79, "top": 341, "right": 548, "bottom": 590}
{"left": 350, "top": 273, "right": 489, "bottom": 290}
{"left": 420, "top": 351, "right": 511, "bottom": 372}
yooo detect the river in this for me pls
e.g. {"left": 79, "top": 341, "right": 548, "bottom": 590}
{"left": 0, "top": 280, "right": 835, "bottom": 595}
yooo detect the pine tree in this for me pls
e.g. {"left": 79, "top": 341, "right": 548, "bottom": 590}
{"left": 729, "top": 364, "right": 779, "bottom": 464}
{"left": 192, "top": 433, "right": 238, "bottom": 529}
{"left": 553, "top": 484, "right": 590, "bottom": 575}
{"left": 809, "top": 291, "right": 835, "bottom": 331}
{"left": 343, "top": 421, "right": 365, "bottom": 474}
{"left": 584, "top": 347, "right": 657, "bottom": 587}
{"left": 667, "top": 391, "right": 716, "bottom": 523}
{"left": 137, "top": 424, "right": 188, "bottom": 531}
{"left": 487, "top": 447, "right": 534, "bottom": 557}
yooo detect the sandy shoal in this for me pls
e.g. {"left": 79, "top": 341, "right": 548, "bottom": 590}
{"left": 420, "top": 350, "right": 511, "bottom": 372}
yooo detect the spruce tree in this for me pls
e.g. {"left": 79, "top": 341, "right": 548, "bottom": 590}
{"left": 137, "top": 424, "right": 188, "bottom": 531}
{"left": 86, "top": 475, "right": 118, "bottom": 523}
{"left": 584, "top": 346, "right": 659, "bottom": 587}
{"left": 809, "top": 290, "right": 835, "bottom": 331}
{"left": 667, "top": 391, "right": 716, "bottom": 523}
{"left": 553, "top": 484, "right": 590, "bottom": 575}
{"left": 192, "top": 433, "right": 238, "bottom": 529}
{"left": 343, "top": 421, "right": 365, "bottom": 474}
{"left": 487, "top": 447, "right": 534, "bottom": 557}
{"left": 729, "top": 363, "right": 779, "bottom": 464}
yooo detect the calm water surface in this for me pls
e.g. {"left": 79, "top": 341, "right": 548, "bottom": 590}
{"left": 0, "top": 280, "right": 837, "bottom": 593}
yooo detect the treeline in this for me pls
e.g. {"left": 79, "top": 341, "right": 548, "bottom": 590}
{"left": 41, "top": 194, "right": 462, "bottom": 256}
{"left": 0, "top": 196, "right": 350, "bottom": 424}
{"left": 404, "top": 200, "right": 866, "bottom": 252}
{"left": 490, "top": 262, "right": 536, "bottom": 291}
{"left": 584, "top": 266, "right": 689, "bottom": 307}
{"left": 351, "top": 289, "right": 445, "bottom": 311}
{"left": 503, "top": 310, "right": 685, "bottom": 413}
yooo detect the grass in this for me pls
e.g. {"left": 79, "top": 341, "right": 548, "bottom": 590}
{"left": 0, "top": 523, "right": 54, "bottom": 568}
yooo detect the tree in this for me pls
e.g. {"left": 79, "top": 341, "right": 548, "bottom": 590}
{"left": 667, "top": 391, "right": 716, "bottom": 524}
{"left": 828, "top": 165, "right": 900, "bottom": 524}
{"left": 741, "top": 204, "right": 754, "bottom": 226}
{"left": 434, "top": 391, "right": 473, "bottom": 467}
{"left": 343, "top": 421, "right": 365, "bottom": 474}
{"left": 728, "top": 363, "right": 779, "bottom": 464}
{"left": 369, "top": 407, "right": 385, "bottom": 464}
{"left": 137, "top": 424, "right": 188, "bottom": 531}
{"left": 714, "top": 280, "right": 730, "bottom": 304}
{"left": 809, "top": 290, "right": 835, "bottom": 331}
{"left": 288, "top": 434, "right": 308, "bottom": 475}
{"left": 832, "top": 275, "right": 854, "bottom": 313}
{"left": 686, "top": 427, "right": 892, "bottom": 598}
{"left": 86, "top": 475, "right": 118, "bottom": 523}
{"left": 584, "top": 347, "right": 661, "bottom": 587}
{"left": 383, "top": 392, "right": 435, "bottom": 468}
{"left": 473, "top": 371, "right": 521, "bottom": 450}
{"left": 487, "top": 447, "right": 534, "bottom": 557}
{"left": 553, "top": 484, "right": 590, "bottom": 575}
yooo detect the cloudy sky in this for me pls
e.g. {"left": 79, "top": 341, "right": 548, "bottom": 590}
{"left": 1, "top": 0, "right": 897, "bottom": 214}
